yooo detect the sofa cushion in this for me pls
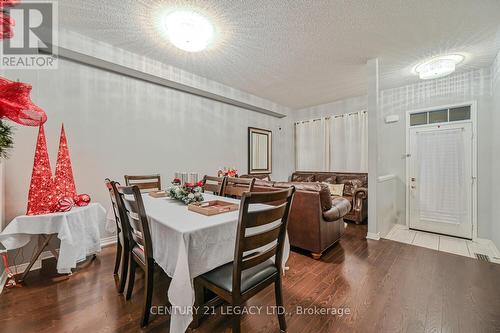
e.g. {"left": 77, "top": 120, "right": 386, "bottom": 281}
{"left": 323, "top": 183, "right": 344, "bottom": 196}
{"left": 254, "top": 179, "right": 274, "bottom": 187}
{"left": 316, "top": 174, "right": 337, "bottom": 183}
{"left": 322, "top": 197, "right": 351, "bottom": 221}
{"left": 273, "top": 182, "right": 332, "bottom": 211}
{"left": 291, "top": 174, "right": 315, "bottom": 182}
{"left": 339, "top": 179, "right": 363, "bottom": 195}
{"left": 341, "top": 195, "right": 353, "bottom": 205}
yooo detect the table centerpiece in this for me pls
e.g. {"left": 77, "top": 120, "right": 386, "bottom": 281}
{"left": 168, "top": 178, "right": 204, "bottom": 205}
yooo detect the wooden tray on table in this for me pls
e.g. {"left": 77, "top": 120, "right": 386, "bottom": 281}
{"left": 188, "top": 200, "right": 239, "bottom": 216}
{"left": 149, "top": 190, "right": 168, "bottom": 198}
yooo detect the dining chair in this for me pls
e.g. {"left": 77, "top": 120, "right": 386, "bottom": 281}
{"left": 116, "top": 184, "right": 157, "bottom": 327}
{"left": 201, "top": 175, "right": 227, "bottom": 195}
{"left": 222, "top": 177, "right": 256, "bottom": 198}
{"left": 193, "top": 187, "right": 296, "bottom": 333}
{"left": 104, "top": 179, "right": 130, "bottom": 294}
{"left": 124, "top": 174, "right": 161, "bottom": 192}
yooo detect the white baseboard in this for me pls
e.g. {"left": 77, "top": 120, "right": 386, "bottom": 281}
{"left": 366, "top": 232, "right": 381, "bottom": 240}
{"left": 100, "top": 236, "right": 117, "bottom": 247}
{"left": 475, "top": 238, "right": 500, "bottom": 258}
{"left": 0, "top": 236, "right": 117, "bottom": 295}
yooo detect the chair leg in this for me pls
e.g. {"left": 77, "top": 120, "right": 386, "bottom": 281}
{"left": 114, "top": 239, "right": 122, "bottom": 275}
{"left": 191, "top": 278, "right": 204, "bottom": 329}
{"left": 231, "top": 313, "right": 241, "bottom": 333}
{"left": 140, "top": 265, "right": 154, "bottom": 327}
{"left": 117, "top": 245, "right": 129, "bottom": 294}
{"left": 125, "top": 254, "right": 136, "bottom": 300}
{"left": 275, "top": 277, "right": 287, "bottom": 332}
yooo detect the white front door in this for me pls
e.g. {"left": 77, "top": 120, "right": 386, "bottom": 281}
{"left": 408, "top": 122, "right": 473, "bottom": 239}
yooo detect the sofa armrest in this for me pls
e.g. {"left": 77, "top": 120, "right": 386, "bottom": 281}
{"left": 322, "top": 197, "right": 351, "bottom": 222}
{"left": 352, "top": 187, "right": 368, "bottom": 212}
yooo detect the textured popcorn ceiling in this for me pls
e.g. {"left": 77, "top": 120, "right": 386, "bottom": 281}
{"left": 58, "top": 0, "right": 500, "bottom": 109}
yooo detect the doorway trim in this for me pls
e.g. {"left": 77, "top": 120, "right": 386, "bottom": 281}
{"left": 405, "top": 100, "right": 477, "bottom": 240}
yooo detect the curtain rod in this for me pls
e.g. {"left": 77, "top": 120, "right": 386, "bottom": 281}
{"left": 295, "top": 110, "right": 367, "bottom": 124}
{"left": 38, "top": 44, "right": 287, "bottom": 119}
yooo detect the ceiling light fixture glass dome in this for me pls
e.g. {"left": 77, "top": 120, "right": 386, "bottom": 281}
{"left": 164, "top": 10, "right": 214, "bottom": 52}
{"left": 415, "top": 54, "right": 464, "bottom": 80}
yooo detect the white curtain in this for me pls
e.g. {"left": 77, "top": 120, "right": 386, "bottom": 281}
{"left": 295, "top": 111, "right": 368, "bottom": 172}
{"left": 295, "top": 118, "right": 329, "bottom": 171}
{"left": 329, "top": 111, "right": 368, "bottom": 172}
{"left": 416, "top": 129, "right": 467, "bottom": 225}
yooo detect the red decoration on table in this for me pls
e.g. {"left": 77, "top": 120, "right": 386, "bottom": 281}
{"left": 54, "top": 124, "right": 77, "bottom": 202}
{"left": 74, "top": 193, "right": 91, "bottom": 207}
{"left": 55, "top": 196, "right": 74, "bottom": 212}
{"left": 0, "top": 76, "right": 47, "bottom": 126}
{"left": 26, "top": 124, "right": 56, "bottom": 215}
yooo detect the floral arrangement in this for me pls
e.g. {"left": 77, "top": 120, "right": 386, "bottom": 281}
{"left": 168, "top": 178, "right": 204, "bottom": 205}
{"left": 218, "top": 167, "right": 238, "bottom": 177}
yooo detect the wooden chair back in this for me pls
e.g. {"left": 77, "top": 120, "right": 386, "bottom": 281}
{"left": 124, "top": 174, "right": 161, "bottom": 192}
{"left": 116, "top": 185, "right": 153, "bottom": 261}
{"left": 223, "top": 177, "right": 256, "bottom": 197}
{"left": 232, "top": 187, "right": 295, "bottom": 295}
{"left": 201, "top": 175, "right": 227, "bottom": 195}
{"left": 105, "top": 179, "right": 129, "bottom": 242}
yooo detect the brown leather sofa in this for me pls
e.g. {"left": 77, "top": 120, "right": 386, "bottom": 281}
{"left": 224, "top": 179, "right": 351, "bottom": 259}
{"left": 291, "top": 172, "right": 368, "bottom": 224}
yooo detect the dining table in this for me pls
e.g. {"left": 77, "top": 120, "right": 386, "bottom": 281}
{"left": 135, "top": 192, "right": 290, "bottom": 333}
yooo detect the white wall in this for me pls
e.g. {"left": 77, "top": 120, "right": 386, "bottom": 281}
{"left": 295, "top": 67, "right": 495, "bottom": 240}
{"left": 0, "top": 31, "right": 294, "bottom": 265}
{"left": 491, "top": 51, "right": 500, "bottom": 249}
{"left": 379, "top": 68, "right": 493, "bottom": 239}
{"left": 293, "top": 95, "right": 367, "bottom": 122}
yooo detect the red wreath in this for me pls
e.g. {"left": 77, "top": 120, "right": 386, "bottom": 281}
{"left": 0, "top": 76, "right": 47, "bottom": 126}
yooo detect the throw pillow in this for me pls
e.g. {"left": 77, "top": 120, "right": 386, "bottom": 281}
{"left": 323, "top": 182, "right": 344, "bottom": 196}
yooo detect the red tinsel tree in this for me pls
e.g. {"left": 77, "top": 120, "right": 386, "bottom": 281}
{"left": 54, "top": 124, "right": 77, "bottom": 201}
{"left": 26, "top": 124, "right": 56, "bottom": 215}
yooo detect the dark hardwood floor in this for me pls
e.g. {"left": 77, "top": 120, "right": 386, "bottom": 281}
{"left": 1, "top": 224, "right": 500, "bottom": 333}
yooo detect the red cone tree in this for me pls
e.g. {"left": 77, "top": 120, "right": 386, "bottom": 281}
{"left": 54, "top": 124, "right": 77, "bottom": 201}
{"left": 27, "top": 124, "right": 55, "bottom": 215}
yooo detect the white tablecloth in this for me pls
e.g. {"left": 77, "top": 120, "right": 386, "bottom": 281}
{"left": 0, "top": 203, "right": 105, "bottom": 274}
{"left": 139, "top": 193, "right": 289, "bottom": 333}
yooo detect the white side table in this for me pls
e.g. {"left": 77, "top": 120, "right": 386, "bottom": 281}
{"left": 0, "top": 203, "right": 105, "bottom": 281}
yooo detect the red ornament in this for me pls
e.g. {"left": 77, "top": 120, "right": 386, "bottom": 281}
{"left": 54, "top": 124, "right": 77, "bottom": 202}
{"left": 0, "top": 76, "right": 47, "bottom": 126}
{"left": 55, "top": 196, "right": 74, "bottom": 212}
{"left": 26, "top": 124, "right": 56, "bottom": 215}
{"left": 75, "top": 194, "right": 91, "bottom": 207}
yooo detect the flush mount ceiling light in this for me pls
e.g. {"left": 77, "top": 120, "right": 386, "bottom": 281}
{"left": 164, "top": 10, "right": 214, "bottom": 52}
{"left": 414, "top": 55, "right": 464, "bottom": 80}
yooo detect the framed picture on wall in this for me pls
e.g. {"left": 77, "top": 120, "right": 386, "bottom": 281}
{"left": 248, "top": 127, "right": 272, "bottom": 174}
